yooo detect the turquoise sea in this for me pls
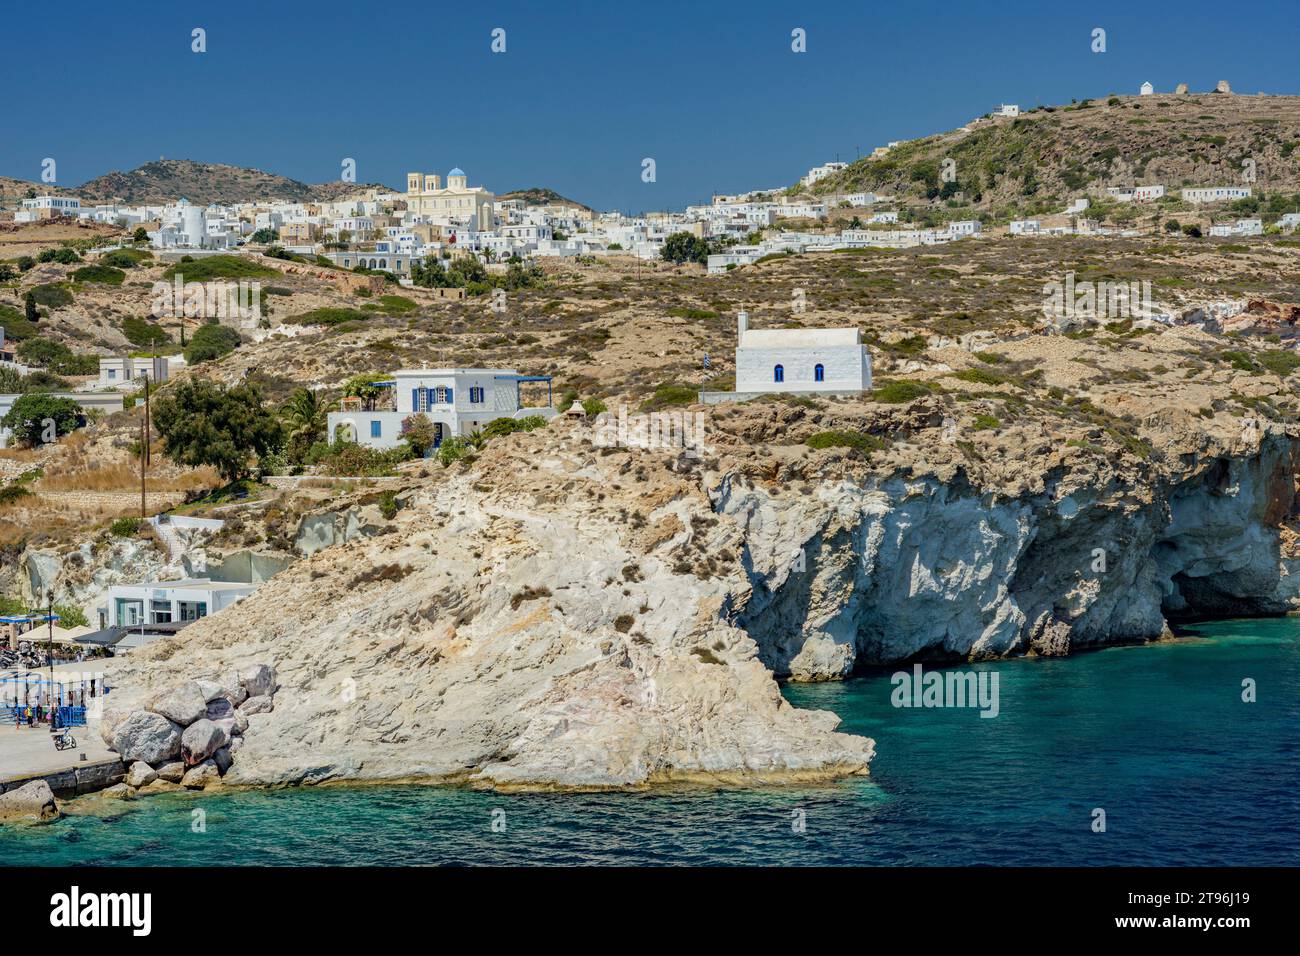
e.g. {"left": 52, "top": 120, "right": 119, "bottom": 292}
{"left": 2, "top": 619, "right": 1297, "bottom": 866}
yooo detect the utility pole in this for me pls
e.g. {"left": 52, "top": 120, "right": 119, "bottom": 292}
{"left": 45, "top": 588, "right": 55, "bottom": 732}
{"left": 139, "top": 373, "right": 150, "bottom": 518}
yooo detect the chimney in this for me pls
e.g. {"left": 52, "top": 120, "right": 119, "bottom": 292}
{"left": 737, "top": 310, "right": 749, "bottom": 338}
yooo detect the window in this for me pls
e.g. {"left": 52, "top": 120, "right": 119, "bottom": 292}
{"left": 773, "top": 364, "right": 784, "bottom": 383}
{"left": 814, "top": 364, "right": 825, "bottom": 383}
{"left": 178, "top": 601, "right": 207, "bottom": 622}
{"left": 370, "top": 420, "right": 382, "bottom": 438}
{"left": 469, "top": 386, "right": 484, "bottom": 404}
{"left": 436, "top": 386, "right": 450, "bottom": 403}
{"left": 115, "top": 598, "right": 143, "bottom": 627}
{"left": 107, "top": 369, "right": 116, "bottom": 380}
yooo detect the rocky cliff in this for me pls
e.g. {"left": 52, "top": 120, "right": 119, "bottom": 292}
{"left": 92, "top": 410, "right": 1300, "bottom": 790}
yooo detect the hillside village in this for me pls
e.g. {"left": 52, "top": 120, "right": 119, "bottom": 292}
{"left": 6, "top": 82, "right": 1300, "bottom": 800}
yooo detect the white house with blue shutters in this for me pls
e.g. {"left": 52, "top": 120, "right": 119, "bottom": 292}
{"left": 699, "top": 312, "right": 872, "bottom": 404}
{"left": 327, "top": 367, "right": 556, "bottom": 452}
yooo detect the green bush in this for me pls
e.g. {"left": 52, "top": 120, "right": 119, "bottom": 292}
{"left": 971, "top": 414, "right": 1001, "bottom": 431}
{"left": 378, "top": 490, "right": 399, "bottom": 520}
{"left": 100, "top": 249, "right": 151, "bottom": 268}
{"left": 639, "top": 384, "right": 698, "bottom": 412}
{"left": 184, "top": 323, "right": 242, "bottom": 363}
{"left": 161, "top": 255, "right": 276, "bottom": 282}
{"left": 53, "top": 603, "right": 89, "bottom": 628}
{"left": 28, "top": 283, "right": 73, "bottom": 308}
{"left": 283, "top": 307, "right": 371, "bottom": 326}
{"left": 806, "top": 430, "right": 885, "bottom": 453}
{"left": 870, "top": 380, "right": 935, "bottom": 403}
{"left": 109, "top": 516, "right": 141, "bottom": 537}
{"left": 122, "top": 316, "right": 173, "bottom": 349}
{"left": 72, "top": 264, "right": 126, "bottom": 285}
{"left": 0, "top": 485, "right": 33, "bottom": 506}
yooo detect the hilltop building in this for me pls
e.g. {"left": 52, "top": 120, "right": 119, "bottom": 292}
{"left": 404, "top": 168, "right": 495, "bottom": 230}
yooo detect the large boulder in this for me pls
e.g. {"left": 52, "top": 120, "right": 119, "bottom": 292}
{"left": 112, "top": 711, "right": 183, "bottom": 764}
{"left": 240, "top": 664, "right": 275, "bottom": 699}
{"left": 154, "top": 760, "right": 185, "bottom": 783}
{"left": 218, "top": 670, "right": 248, "bottom": 706}
{"left": 125, "top": 762, "right": 158, "bottom": 789}
{"left": 100, "top": 707, "right": 131, "bottom": 747}
{"left": 149, "top": 681, "right": 208, "bottom": 726}
{"left": 195, "top": 679, "right": 226, "bottom": 703}
{"left": 241, "top": 695, "right": 274, "bottom": 715}
{"left": 181, "top": 759, "right": 220, "bottom": 790}
{"left": 181, "top": 719, "right": 230, "bottom": 767}
{"left": 0, "top": 780, "right": 59, "bottom": 824}
{"left": 205, "top": 697, "right": 235, "bottom": 721}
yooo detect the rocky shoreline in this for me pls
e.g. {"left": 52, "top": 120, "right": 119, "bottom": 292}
{"left": 5, "top": 411, "right": 1298, "bottom": 801}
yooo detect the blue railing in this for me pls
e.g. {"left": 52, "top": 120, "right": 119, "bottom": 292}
{"left": 1, "top": 705, "right": 87, "bottom": 726}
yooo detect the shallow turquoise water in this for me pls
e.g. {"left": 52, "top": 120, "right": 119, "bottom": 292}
{"left": 2, "top": 619, "right": 1297, "bottom": 866}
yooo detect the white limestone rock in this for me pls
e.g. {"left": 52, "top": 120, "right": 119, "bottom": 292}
{"left": 126, "top": 761, "right": 158, "bottom": 789}
{"left": 154, "top": 760, "right": 186, "bottom": 783}
{"left": 240, "top": 664, "right": 276, "bottom": 699}
{"left": 149, "top": 681, "right": 208, "bottom": 726}
{"left": 181, "top": 759, "right": 221, "bottom": 790}
{"left": 112, "top": 711, "right": 183, "bottom": 764}
{"left": 180, "top": 719, "right": 230, "bottom": 766}
{"left": 0, "top": 780, "right": 59, "bottom": 824}
{"left": 240, "top": 695, "right": 274, "bottom": 715}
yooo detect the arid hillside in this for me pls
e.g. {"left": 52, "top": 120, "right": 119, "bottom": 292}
{"left": 811, "top": 90, "right": 1300, "bottom": 222}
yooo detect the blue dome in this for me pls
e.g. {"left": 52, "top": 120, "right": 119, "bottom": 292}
{"left": 448, "top": 167, "right": 465, "bottom": 177}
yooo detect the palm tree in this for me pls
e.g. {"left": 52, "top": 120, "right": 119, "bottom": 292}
{"left": 281, "top": 388, "right": 332, "bottom": 445}
{"left": 466, "top": 428, "right": 487, "bottom": 451}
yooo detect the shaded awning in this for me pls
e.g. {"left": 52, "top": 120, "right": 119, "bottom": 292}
{"left": 74, "top": 627, "right": 127, "bottom": 647}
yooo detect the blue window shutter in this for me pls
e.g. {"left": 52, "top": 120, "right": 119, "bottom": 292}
{"left": 411, "top": 388, "right": 419, "bottom": 411}
{"left": 370, "top": 420, "right": 382, "bottom": 438}
{"left": 446, "top": 387, "right": 453, "bottom": 404}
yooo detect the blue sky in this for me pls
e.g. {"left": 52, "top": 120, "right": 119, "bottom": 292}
{"left": 2, "top": 0, "right": 1297, "bottom": 211}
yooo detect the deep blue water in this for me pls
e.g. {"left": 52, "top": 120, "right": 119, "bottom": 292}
{"left": 2, "top": 619, "right": 1297, "bottom": 866}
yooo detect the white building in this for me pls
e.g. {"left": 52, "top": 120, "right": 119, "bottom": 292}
{"left": 801, "top": 162, "right": 848, "bottom": 188}
{"left": 1010, "top": 220, "right": 1041, "bottom": 235}
{"left": 16, "top": 195, "right": 82, "bottom": 221}
{"left": 97, "top": 355, "right": 184, "bottom": 388}
{"left": 1276, "top": 212, "right": 1300, "bottom": 231}
{"left": 327, "top": 368, "right": 557, "bottom": 451}
{"left": 996, "top": 104, "right": 1020, "bottom": 117}
{"left": 948, "top": 220, "right": 981, "bottom": 237}
{"left": 103, "top": 578, "right": 256, "bottom": 630}
{"left": 1140, "top": 82, "right": 1154, "bottom": 96}
{"left": 1181, "top": 187, "right": 1252, "bottom": 204}
{"left": 700, "top": 312, "right": 872, "bottom": 403}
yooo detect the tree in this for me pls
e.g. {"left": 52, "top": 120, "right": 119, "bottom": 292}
{"left": 250, "top": 228, "right": 279, "bottom": 244}
{"left": 342, "top": 374, "right": 383, "bottom": 410}
{"left": 152, "top": 380, "right": 282, "bottom": 483}
{"left": 0, "top": 264, "right": 13, "bottom": 282}
{"left": 660, "top": 232, "right": 711, "bottom": 265}
{"left": 399, "top": 413, "right": 437, "bottom": 457}
{"left": 184, "top": 323, "right": 242, "bottom": 363}
{"left": 281, "top": 387, "right": 332, "bottom": 445}
{"left": 132, "top": 227, "right": 149, "bottom": 243}
{"left": 0, "top": 393, "right": 81, "bottom": 446}
{"left": 24, "top": 292, "right": 38, "bottom": 324}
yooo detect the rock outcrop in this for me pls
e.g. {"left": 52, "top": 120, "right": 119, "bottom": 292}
{"left": 94, "top": 415, "right": 1300, "bottom": 791}
{"left": 0, "top": 780, "right": 59, "bottom": 824}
